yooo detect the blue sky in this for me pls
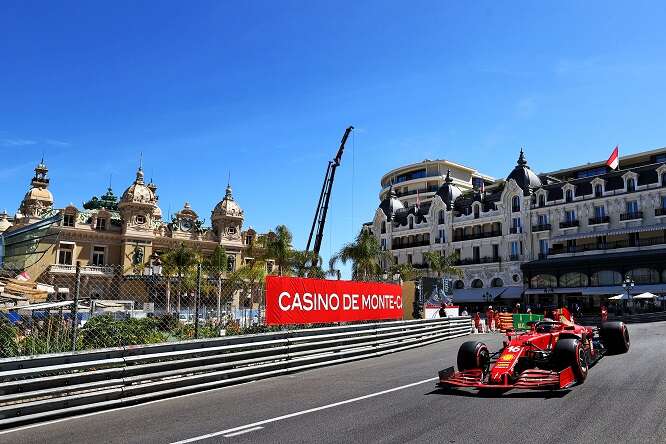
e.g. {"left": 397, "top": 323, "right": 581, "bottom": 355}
{"left": 2, "top": 1, "right": 666, "bottom": 276}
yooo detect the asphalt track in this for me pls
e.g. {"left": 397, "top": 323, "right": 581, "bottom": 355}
{"left": 2, "top": 321, "right": 665, "bottom": 444}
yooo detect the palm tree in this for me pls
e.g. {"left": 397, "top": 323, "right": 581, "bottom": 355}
{"left": 389, "top": 263, "right": 422, "bottom": 283}
{"left": 205, "top": 245, "right": 227, "bottom": 324}
{"left": 330, "top": 229, "right": 390, "bottom": 281}
{"left": 423, "top": 250, "right": 463, "bottom": 279}
{"left": 265, "top": 225, "right": 293, "bottom": 276}
{"left": 161, "top": 243, "right": 198, "bottom": 314}
{"left": 228, "top": 259, "right": 267, "bottom": 326}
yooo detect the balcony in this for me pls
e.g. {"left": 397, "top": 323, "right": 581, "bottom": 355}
{"left": 656, "top": 208, "right": 666, "bottom": 217}
{"left": 452, "top": 230, "right": 502, "bottom": 242}
{"left": 509, "top": 227, "right": 523, "bottom": 234}
{"left": 532, "top": 224, "right": 551, "bottom": 232}
{"left": 588, "top": 216, "right": 610, "bottom": 225}
{"left": 559, "top": 220, "right": 579, "bottom": 229}
{"left": 49, "top": 264, "right": 115, "bottom": 277}
{"left": 394, "top": 185, "right": 439, "bottom": 197}
{"left": 392, "top": 240, "right": 430, "bottom": 250}
{"left": 620, "top": 211, "right": 643, "bottom": 221}
{"left": 548, "top": 236, "right": 666, "bottom": 255}
{"left": 455, "top": 256, "right": 501, "bottom": 266}
{"left": 508, "top": 254, "right": 521, "bottom": 261}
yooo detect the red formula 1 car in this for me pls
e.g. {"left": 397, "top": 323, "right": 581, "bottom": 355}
{"left": 438, "top": 309, "right": 630, "bottom": 392}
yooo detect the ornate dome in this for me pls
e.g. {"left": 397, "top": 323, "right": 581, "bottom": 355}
{"left": 178, "top": 202, "right": 198, "bottom": 219}
{"left": 212, "top": 184, "right": 243, "bottom": 219}
{"left": 435, "top": 170, "right": 462, "bottom": 210}
{"left": 120, "top": 167, "right": 157, "bottom": 206}
{"left": 507, "top": 149, "right": 542, "bottom": 195}
{"left": 23, "top": 187, "right": 53, "bottom": 204}
{"left": 379, "top": 185, "right": 404, "bottom": 220}
{"left": 0, "top": 210, "right": 12, "bottom": 233}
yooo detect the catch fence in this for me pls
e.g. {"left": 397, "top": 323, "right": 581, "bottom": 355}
{"left": 0, "top": 264, "right": 267, "bottom": 358}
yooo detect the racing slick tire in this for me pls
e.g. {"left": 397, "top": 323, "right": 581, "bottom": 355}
{"left": 600, "top": 321, "right": 630, "bottom": 354}
{"left": 457, "top": 341, "right": 490, "bottom": 372}
{"left": 552, "top": 338, "right": 588, "bottom": 383}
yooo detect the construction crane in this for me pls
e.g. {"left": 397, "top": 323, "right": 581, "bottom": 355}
{"left": 305, "top": 126, "right": 354, "bottom": 270}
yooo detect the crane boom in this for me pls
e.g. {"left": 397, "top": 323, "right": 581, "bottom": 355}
{"left": 305, "top": 126, "right": 354, "bottom": 268}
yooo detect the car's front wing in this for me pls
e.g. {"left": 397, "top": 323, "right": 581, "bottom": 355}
{"left": 437, "top": 366, "right": 576, "bottom": 390}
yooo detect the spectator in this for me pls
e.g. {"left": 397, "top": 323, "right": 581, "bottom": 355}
{"left": 600, "top": 305, "right": 608, "bottom": 322}
{"left": 439, "top": 303, "right": 448, "bottom": 318}
{"left": 474, "top": 312, "right": 482, "bottom": 333}
{"left": 513, "top": 303, "right": 521, "bottom": 314}
{"left": 485, "top": 306, "right": 495, "bottom": 332}
{"left": 494, "top": 310, "right": 501, "bottom": 332}
{"left": 461, "top": 307, "right": 469, "bottom": 316}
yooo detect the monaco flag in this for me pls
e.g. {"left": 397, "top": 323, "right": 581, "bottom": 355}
{"left": 607, "top": 146, "right": 619, "bottom": 170}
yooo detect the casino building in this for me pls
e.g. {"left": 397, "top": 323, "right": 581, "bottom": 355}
{"left": 1, "top": 161, "right": 273, "bottom": 310}
{"left": 368, "top": 147, "right": 666, "bottom": 310}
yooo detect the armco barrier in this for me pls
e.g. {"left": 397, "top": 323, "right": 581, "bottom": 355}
{"left": 578, "top": 311, "right": 666, "bottom": 326}
{"left": 0, "top": 317, "right": 471, "bottom": 427}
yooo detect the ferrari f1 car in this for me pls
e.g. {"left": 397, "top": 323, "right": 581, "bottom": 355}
{"left": 438, "top": 309, "right": 630, "bottom": 392}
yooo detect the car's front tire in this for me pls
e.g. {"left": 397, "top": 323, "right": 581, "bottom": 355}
{"left": 552, "top": 338, "right": 588, "bottom": 383}
{"left": 457, "top": 341, "right": 490, "bottom": 372}
{"left": 600, "top": 321, "right": 630, "bottom": 354}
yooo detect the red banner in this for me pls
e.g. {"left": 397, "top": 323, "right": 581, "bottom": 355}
{"left": 265, "top": 276, "right": 403, "bottom": 325}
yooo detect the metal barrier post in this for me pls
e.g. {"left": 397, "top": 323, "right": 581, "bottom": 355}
{"left": 71, "top": 261, "right": 81, "bottom": 351}
{"left": 195, "top": 263, "right": 201, "bottom": 339}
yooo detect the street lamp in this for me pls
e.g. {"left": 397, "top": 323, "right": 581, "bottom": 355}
{"left": 622, "top": 274, "right": 635, "bottom": 313}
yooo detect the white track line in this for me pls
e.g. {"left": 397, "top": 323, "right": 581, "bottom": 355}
{"left": 170, "top": 377, "right": 437, "bottom": 444}
{"left": 223, "top": 426, "right": 263, "bottom": 437}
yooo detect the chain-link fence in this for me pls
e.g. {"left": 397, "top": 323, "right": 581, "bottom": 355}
{"left": 0, "top": 264, "right": 269, "bottom": 358}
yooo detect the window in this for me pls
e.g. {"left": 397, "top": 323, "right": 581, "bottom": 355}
{"left": 576, "top": 167, "right": 607, "bottom": 179}
{"left": 437, "top": 229, "right": 445, "bottom": 243}
{"left": 473, "top": 205, "right": 480, "bottom": 219}
{"left": 407, "top": 254, "right": 412, "bottom": 265}
{"left": 510, "top": 241, "right": 519, "bottom": 257}
{"left": 227, "top": 255, "right": 236, "bottom": 272}
{"left": 566, "top": 239, "right": 576, "bottom": 252}
{"left": 492, "top": 244, "right": 499, "bottom": 259}
{"left": 512, "top": 217, "right": 522, "bottom": 233}
{"left": 63, "top": 214, "right": 75, "bottom": 227}
{"left": 381, "top": 221, "right": 386, "bottom": 234}
{"left": 559, "top": 272, "right": 589, "bottom": 287}
{"left": 596, "top": 235, "right": 607, "bottom": 249}
{"left": 512, "top": 196, "right": 520, "bottom": 212}
{"left": 491, "top": 277, "right": 503, "bottom": 287}
{"left": 565, "top": 189, "right": 573, "bottom": 202}
{"left": 92, "top": 246, "right": 105, "bottom": 266}
{"left": 530, "top": 274, "right": 557, "bottom": 288}
{"left": 538, "top": 214, "right": 548, "bottom": 225}
{"left": 227, "top": 226, "right": 236, "bottom": 235}
{"left": 473, "top": 246, "right": 480, "bottom": 262}
{"left": 539, "top": 239, "right": 549, "bottom": 255}
{"left": 454, "top": 248, "right": 461, "bottom": 260}
{"left": 565, "top": 209, "right": 576, "bottom": 222}
{"left": 58, "top": 243, "right": 74, "bottom": 265}
{"left": 628, "top": 268, "right": 660, "bottom": 284}
{"left": 471, "top": 279, "right": 483, "bottom": 288}
{"left": 266, "top": 261, "right": 274, "bottom": 273}
{"left": 135, "top": 215, "right": 146, "bottom": 225}
{"left": 454, "top": 280, "right": 464, "bottom": 289}
{"left": 590, "top": 271, "right": 622, "bottom": 286}
{"left": 409, "top": 217, "right": 414, "bottom": 229}
{"left": 662, "top": 195, "right": 666, "bottom": 209}
{"left": 594, "top": 184, "right": 603, "bottom": 197}
{"left": 594, "top": 206, "right": 605, "bottom": 219}
{"left": 95, "top": 218, "right": 107, "bottom": 231}
{"left": 538, "top": 194, "right": 545, "bottom": 207}
{"left": 626, "top": 200, "right": 639, "bottom": 214}
{"left": 662, "top": 173, "right": 666, "bottom": 187}
{"left": 626, "top": 178, "right": 635, "bottom": 192}
{"left": 380, "top": 238, "right": 387, "bottom": 250}
{"left": 438, "top": 210, "right": 445, "bottom": 224}
{"left": 245, "top": 234, "right": 254, "bottom": 245}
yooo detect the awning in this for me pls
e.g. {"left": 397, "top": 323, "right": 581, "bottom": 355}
{"left": 452, "top": 286, "right": 523, "bottom": 303}
{"left": 608, "top": 294, "right": 628, "bottom": 300}
{"left": 524, "top": 287, "right": 582, "bottom": 295}
{"left": 634, "top": 292, "right": 658, "bottom": 299}
{"left": 550, "top": 223, "right": 666, "bottom": 243}
{"left": 583, "top": 284, "right": 666, "bottom": 295}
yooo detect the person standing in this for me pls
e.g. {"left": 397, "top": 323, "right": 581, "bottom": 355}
{"left": 485, "top": 306, "right": 495, "bottom": 332}
{"left": 601, "top": 305, "right": 608, "bottom": 323}
{"left": 474, "top": 312, "right": 482, "bottom": 333}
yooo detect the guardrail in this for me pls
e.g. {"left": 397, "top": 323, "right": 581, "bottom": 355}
{"left": 0, "top": 317, "right": 471, "bottom": 428}
{"left": 578, "top": 311, "right": 666, "bottom": 326}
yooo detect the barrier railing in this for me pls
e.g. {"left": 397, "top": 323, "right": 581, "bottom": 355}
{"left": 0, "top": 317, "right": 471, "bottom": 428}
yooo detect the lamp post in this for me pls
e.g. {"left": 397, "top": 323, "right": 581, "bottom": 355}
{"left": 622, "top": 274, "right": 635, "bottom": 314}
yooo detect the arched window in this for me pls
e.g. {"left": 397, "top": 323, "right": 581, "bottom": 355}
{"left": 559, "top": 272, "right": 589, "bottom": 288}
{"left": 594, "top": 184, "right": 603, "bottom": 198}
{"left": 474, "top": 205, "right": 480, "bottom": 219}
{"left": 491, "top": 277, "right": 504, "bottom": 288}
{"left": 471, "top": 279, "right": 484, "bottom": 288}
{"left": 627, "top": 178, "right": 635, "bottom": 192}
{"left": 565, "top": 189, "right": 573, "bottom": 202}
{"left": 590, "top": 270, "right": 622, "bottom": 286}
{"left": 530, "top": 274, "right": 557, "bottom": 289}
{"left": 381, "top": 221, "right": 386, "bottom": 234}
{"left": 438, "top": 210, "right": 445, "bottom": 224}
{"left": 538, "top": 194, "right": 545, "bottom": 207}
{"left": 628, "top": 268, "right": 660, "bottom": 284}
{"left": 512, "top": 196, "right": 520, "bottom": 212}
{"left": 454, "top": 280, "right": 465, "bottom": 289}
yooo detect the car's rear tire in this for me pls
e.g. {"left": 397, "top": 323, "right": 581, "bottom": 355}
{"left": 600, "top": 321, "right": 630, "bottom": 354}
{"left": 552, "top": 338, "right": 588, "bottom": 383}
{"left": 457, "top": 341, "right": 490, "bottom": 372}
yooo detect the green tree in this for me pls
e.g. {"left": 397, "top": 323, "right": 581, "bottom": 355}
{"left": 161, "top": 243, "right": 199, "bottom": 313}
{"left": 206, "top": 245, "right": 227, "bottom": 323}
{"left": 388, "top": 263, "right": 422, "bottom": 282}
{"left": 265, "top": 224, "right": 293, "bottom": 276}
{"left": 330, "top": 229, "right": 390, "bottom": 281}
{"left": 228, "top": 259, "right": 267, "bottom": 326}
{"left": 423, "top": 250, "right": 463, "bottom": 279}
